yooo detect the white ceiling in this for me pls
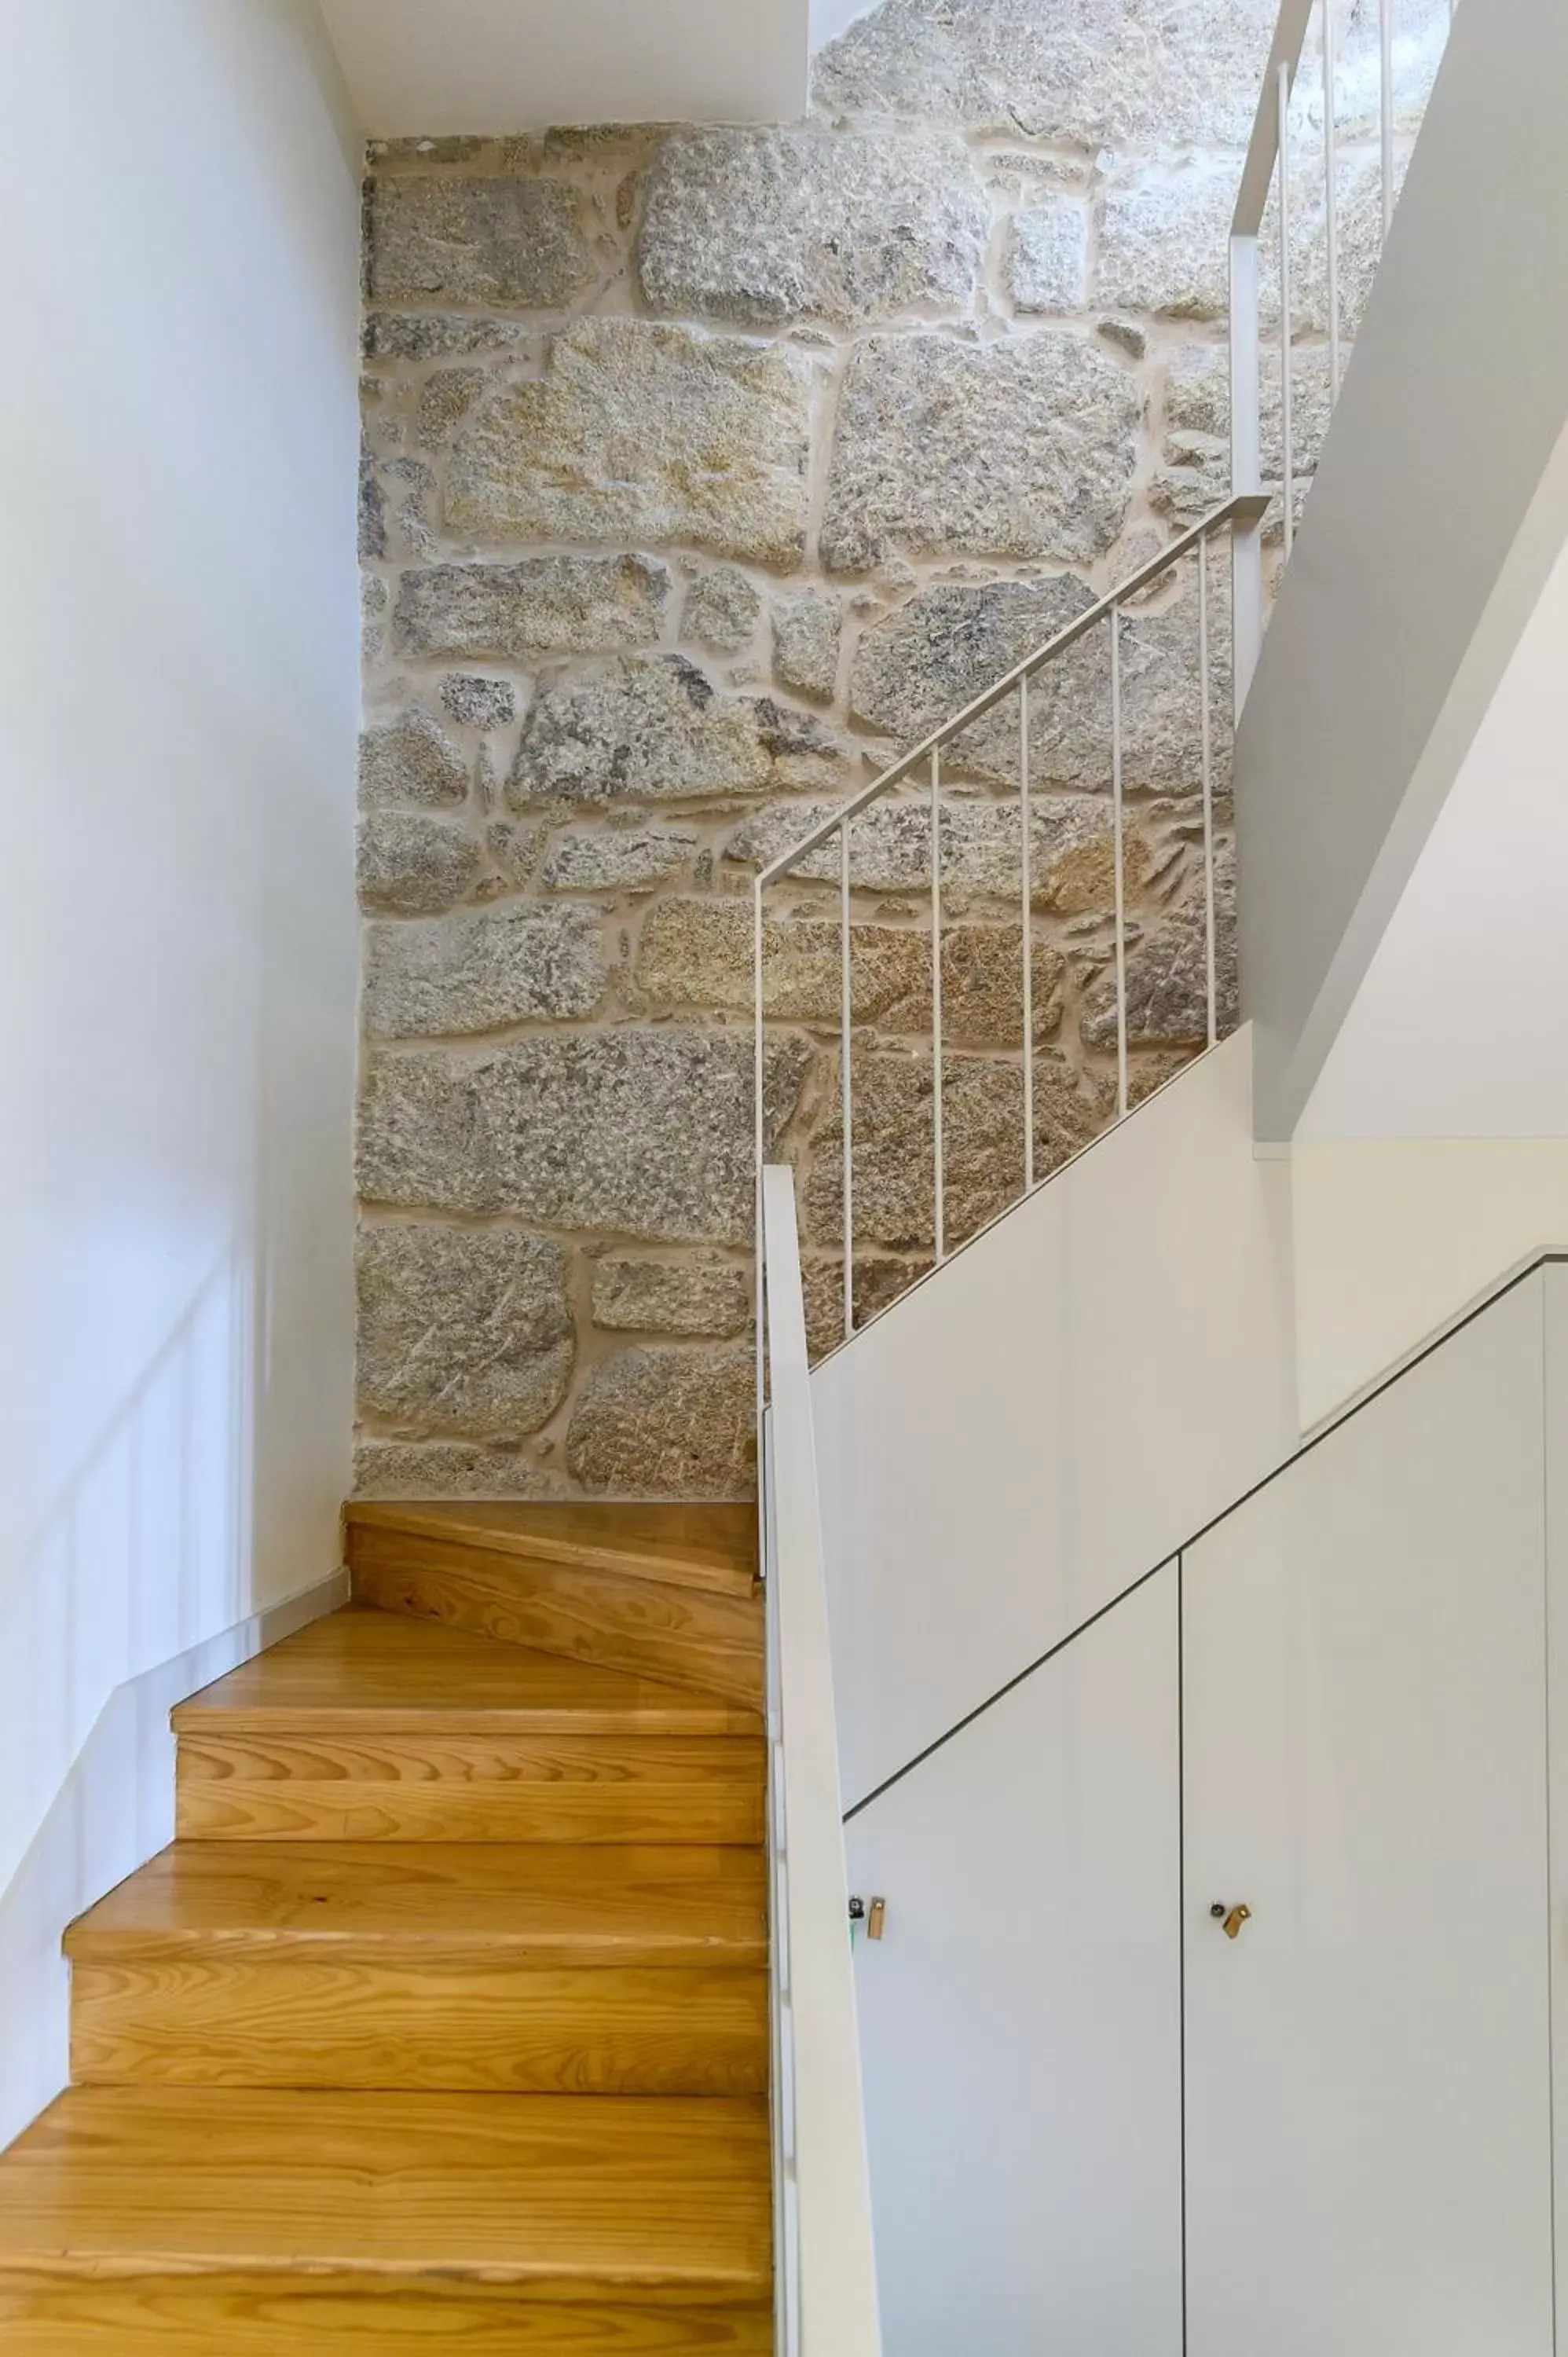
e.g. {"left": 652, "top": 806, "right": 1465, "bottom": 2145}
{"left": 1298, "top": 517, "right": 1568, "bottom": 1140}
{"left": 318, "top": 0, "right": 822, "bottom": 135}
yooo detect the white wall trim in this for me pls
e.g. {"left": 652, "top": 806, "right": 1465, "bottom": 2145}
{"left": 0, "top": 1563, "right": 348, "bottom": 2150}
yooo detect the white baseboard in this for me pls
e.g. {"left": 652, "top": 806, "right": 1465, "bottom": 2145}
{"left": 0, "top": 1565, "right": 348, "bottom": 2150}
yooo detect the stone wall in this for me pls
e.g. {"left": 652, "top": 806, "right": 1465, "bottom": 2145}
{"left": 354, "top": 0, "right": 1442, "bottom": 1501}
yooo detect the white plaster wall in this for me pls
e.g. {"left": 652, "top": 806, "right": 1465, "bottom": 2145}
{"left": 320, "top": 0, "right": 809, "bottom": 135}
{"left": 1290, "top": 1142, "right": 1568, "bottom": 1429}
{"left": 808, "top": 0, "right": 882, "bottom": 53}
{"left": 1299, "top": 516, "right": 1568, "bottom": 1143}
{"left": 1283, "top": 425, "right": 1568, "bottom": 1427}
{"left": 812, "top": 1030, "right": 1298, "bottom": 1807}
{"left": 1234, "top": 0, "right": 1568, "bottom": 1139}
{"left": 0, "top": 0, "right": 362, "bottom": 1936}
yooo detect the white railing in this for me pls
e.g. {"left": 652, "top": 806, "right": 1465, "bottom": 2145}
{"left": 753, "top": 493, "right": 1264, "bottom": 1350}
{"left": 1229, "top": 0, "right": 1455, "bottom": 702}
{"left": 758, "top": 1164, "right": 881, "bottom": 2357}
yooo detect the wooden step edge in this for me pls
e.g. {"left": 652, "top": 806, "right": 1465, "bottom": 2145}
{"left": 343, "top": 1503, "right": 760, "bottom": 1602}
{"left": 62, "top": 1921, "right": 770, "bottom": 1968}
{"left": 168, "top": 1695, "right": 764, "bottom": 1738}
{"left": 0, "top": 2254, "right": 774, "bottom": 2303}
{"left": 0, "top": 2282, "right": 776, "bottom": 2355}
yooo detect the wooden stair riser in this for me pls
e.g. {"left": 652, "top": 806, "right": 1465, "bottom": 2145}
{"left": 70, "top": 1957, "right": 769, "bottom": 2095}
{"left": 348, "top": 1527, "right": 764, "bottom": 1712}
{"left": 176, "top": 1732, "right": 766, "bottom": 1845}
{"left": 0, "top": 2281, "right": 772, "bottom": 2354}
{"left": 343, "top": 1502, "right": 759, "bottom": 1597}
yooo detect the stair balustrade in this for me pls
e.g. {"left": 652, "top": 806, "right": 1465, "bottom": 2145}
{"left": 753, "top": 494, "right": 1265, "bottom": 1362}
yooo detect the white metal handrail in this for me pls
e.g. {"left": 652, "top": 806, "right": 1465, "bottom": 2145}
{"left": 1229, "top": 0, "right": 1455, "bottom": 699}
{"left": 759, "top": 1164, "right": 881, "bottom": 2357}
{"left": 753, "top": 492, "right": 1265, "bottom": 1348}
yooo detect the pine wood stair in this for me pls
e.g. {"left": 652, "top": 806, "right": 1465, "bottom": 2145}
{"left": 0, "top": 1502, "right": 771, "bottom": 2353}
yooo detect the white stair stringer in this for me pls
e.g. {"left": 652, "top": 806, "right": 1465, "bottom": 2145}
{"left": 810, "top": 1025, "right": 1297, "bottom": 1810}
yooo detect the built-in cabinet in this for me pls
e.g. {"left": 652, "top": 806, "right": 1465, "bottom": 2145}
{"left": 847, "top": 1568, "right": 1182, "bottom": 2356}
{"left": 848, "top": 1267, "right": 1568, "bottom": 2355}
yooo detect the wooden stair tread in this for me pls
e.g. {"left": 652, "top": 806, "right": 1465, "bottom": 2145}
{"left": 171, "top": 1611, "right": 760, "bottom": 1735}
{"left": 344, "top": 1502, "right": 758, "bottom": 1601}
{"left": 67, "top": 1842, "right": 768, "bottom": 1966}
{"left": 0, "top": 2088, "right": 771, "bottom": 2295}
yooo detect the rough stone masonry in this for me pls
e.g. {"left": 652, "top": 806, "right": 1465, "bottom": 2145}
{"left": 354, "top": 0, "right": 1444, "bottom": 1500}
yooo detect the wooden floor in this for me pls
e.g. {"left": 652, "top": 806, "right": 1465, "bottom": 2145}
{"left": 0, "top": 1501, "right": 770, "bottom": 2352}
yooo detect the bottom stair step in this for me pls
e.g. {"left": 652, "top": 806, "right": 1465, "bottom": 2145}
{"left": 0, "top": 2088, "right": 771, "bottom": 2351}
{"left": 0, "top": 2285, "right": 771, "bottom": 2354}
{"left": 0, "top": 2286, "right": 770, "bottom": 2355}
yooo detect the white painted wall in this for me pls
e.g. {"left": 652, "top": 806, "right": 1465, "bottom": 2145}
{"left": 813, "top": 1030, "right": 1298, "bottom": 1809}
{"left": 0, "top": 0, "right": 362, "bottom": 2119}
{"left": 1300, "top": 520, "right": 1568, "bottom": 1142}
{"left": 809, "top": 0, "right": 882, "bottom": 54}
{"left": 1280, "top": 423, "right": 1568, "bottom": 1425}
{"left": 1234, "top": 0, "right": 1568, "bottom": 1138}
{"left": 320, "top": 0, "right": 809, "bottom": 135}
{"left": 1290, "top": 1140, "right": 1568, "bottom": 1428}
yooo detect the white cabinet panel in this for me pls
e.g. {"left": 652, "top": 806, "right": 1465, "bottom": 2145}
{"left": 1541, "top": 1262, "right": 1568, "bottom": 2337}
{"left": 1184, "top": 1276, "right": 1552, "bottom": 2357}
{"left": 846, "top": 1564, "right": 1181, "bottom": 2357}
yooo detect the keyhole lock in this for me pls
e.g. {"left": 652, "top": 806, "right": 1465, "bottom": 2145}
{"left": 1210, "top": 1902, "right": 1252, "bottom": 1940}
{"left": 848, "top": 1895, "right": 888, "bottom": 1941}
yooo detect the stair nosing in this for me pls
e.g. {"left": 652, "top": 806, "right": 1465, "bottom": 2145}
{"left": 65, "top": 1923, "right": 768, "bottom": 1965}
{"left": 171, "top": 1699, "right": 762, "bottom": 1736}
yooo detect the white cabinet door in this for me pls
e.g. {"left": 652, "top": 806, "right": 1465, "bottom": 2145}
{"left": 846, "top": 1563, "right": 1182, "bottom": 2357}
{"left": 1184, "top": 1277, "right": 1553, "bottom": 2357}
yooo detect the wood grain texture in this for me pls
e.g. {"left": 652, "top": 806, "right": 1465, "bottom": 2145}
{"left": 343, "top": 1502, "right": 758, "bottom": 1600}
{"left": 0, "top": 2088, "right": 772, "bottom": 2297}
{"left": 67, "top": 1842, "right": 768, "bottom": 1967}
{"left": 0, "top": 2279, "right": 771, "bottom": 2353}
{"left": 13, "top": 1509, "right": 775, "bottom": 2345}
{"left": 172, "top": 1611, "right": 760, "bottom": 1736}
{"left": 71, "top": 1956, "right": 769, "bottom": 2094}
{"left": 350, "top": 1529, "right": 764, "bottom": 1711}
{"left": 176, "top": 1732, "right": 765, "bottom": 1844}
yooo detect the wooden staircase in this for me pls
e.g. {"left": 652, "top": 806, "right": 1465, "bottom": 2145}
{"left": 0, "top": 1502, "right": 771, "bottom": 2353}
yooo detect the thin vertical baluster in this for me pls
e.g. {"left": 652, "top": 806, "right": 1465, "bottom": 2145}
{"left": 1277, "top": 58, "right": 1294, "bottom": 559}
{"left": 840, "top": 818, "right": 854, "bottom": 1342}
{"left": 1199, "top": 535, "right": 1217, "bottom": 1049}
{"left": 1229, "top": 233, "right": 1264, "bottom": 720}
{"left": 1380, "top": 0, "right": 1394, "bottom": 235}
{"left": 1110, "top": 610, "right": 1128, "bottom": 1120}
{"left": 1324, "top": 0, "right": 1341, "bottom": 401}
{"left": 931, "top": 744, "right": 945, "bottom": 1264}
{"left": 1020, "top": 673, "right": 1035, "bottom": 1192}
{"left": 753, "top": 875, "right": 767, "bottom": 1519}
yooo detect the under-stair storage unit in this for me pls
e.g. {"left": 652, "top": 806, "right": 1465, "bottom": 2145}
{"left": 1184, "top": 1274, "right": 1553, "bottom": 2356}
{"left": 844, "top": 1259, "right": 1568, "bottom": 2355}
{"left": 845, "top": 1567, "right": 1181, "bottom": 2356}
